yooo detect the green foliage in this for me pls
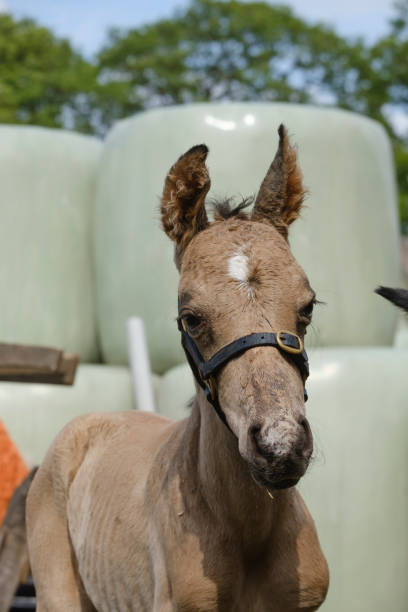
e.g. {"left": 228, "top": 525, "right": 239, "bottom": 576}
{"left": 1, "top": 2, "right": 408, "bottom": 231}
{"left": 0, "top": 14, "right": 97, "bottom": 131}
{"left": 94, "top": 0, "right": 408, "bottom": 231}
{"left": 96, "top": 1, "right": 367, "bottom": 117}
{"left": 369, "top": 0, "right": 408, "bottom": 231}
{"left": 395, "top": 143, "right": 408, "bottom": 233}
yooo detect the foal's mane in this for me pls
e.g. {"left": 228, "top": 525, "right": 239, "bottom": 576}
{"left": 211, "top": 196, "right": 254, "bottom": 221}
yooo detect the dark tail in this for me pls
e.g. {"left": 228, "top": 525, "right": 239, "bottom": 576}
{"left": 0, "top": 467, "right": 38, "bottom": 612}
{"left": 375, "top": 286, "right": 408, "bottom": 313}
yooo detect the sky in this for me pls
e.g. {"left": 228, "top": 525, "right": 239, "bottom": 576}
{"left": 0, "top": 0, "right": 397, "bottom": 57}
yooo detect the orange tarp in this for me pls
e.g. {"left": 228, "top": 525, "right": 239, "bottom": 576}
{"left": 0, "top": 421, "right": 29, "bottom": 523}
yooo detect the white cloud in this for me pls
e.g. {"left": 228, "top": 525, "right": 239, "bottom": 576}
{"left": 0, "top": 0, "right": 8, "bottom": 13}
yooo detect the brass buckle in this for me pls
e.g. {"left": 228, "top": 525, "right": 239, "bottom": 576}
{"left": 276, "top": 331, "right": 303, "bottom": 355}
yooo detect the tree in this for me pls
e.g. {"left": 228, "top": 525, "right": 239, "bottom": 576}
{"left": 1, "top": 3, "right": 407, "bottom": 230}
{"left": 369, "top": 0, "right": 408, "bottom": 231}
{"left": 95, "top": 0, "right": 408, "bottom": 230}
{"left": 96, "top": 0, "right": 368, "bottom": 121}
{"left": 0, "top": 14, "right": 96, "bottom": 132}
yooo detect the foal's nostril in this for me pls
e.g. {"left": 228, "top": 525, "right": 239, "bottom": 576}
{"left": 300, "top": 417, "right": 311, "bottom": 437}
{"left": 299, "top": 417, "right": 308, "bottom": 432}
{"left": 249, "top": 424, "right": 261, "bottom": 445}
{"left": 249, "top": 424, "right": 268, "bottom": 457}
{"left": 299, "top": 417, "right": 313, "bottom": 458}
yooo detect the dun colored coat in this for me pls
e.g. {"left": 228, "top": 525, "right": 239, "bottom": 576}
{"left": 27, "top": 125, "right": 329, "bottom": 611}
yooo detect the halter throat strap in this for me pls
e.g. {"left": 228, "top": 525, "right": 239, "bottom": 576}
{"left": 177, "top": 320, "right": 309, "bottom": 432}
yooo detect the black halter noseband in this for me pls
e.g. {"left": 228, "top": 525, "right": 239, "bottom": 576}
{"left": 177, "top": 315, "right": 309, "bottom": 432}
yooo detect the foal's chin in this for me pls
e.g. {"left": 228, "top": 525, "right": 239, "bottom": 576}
{"left": 250, "top": 468, "right": 301, "bottom": 490}
{"left": 248, "top": 459, "right": 309, "bottom": 491}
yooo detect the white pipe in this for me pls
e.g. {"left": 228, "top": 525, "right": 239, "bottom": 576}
{"left": 126, "top": 317, "right": 156, "bottom": 412}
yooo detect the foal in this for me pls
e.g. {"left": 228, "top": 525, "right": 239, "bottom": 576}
{"left": 27, "top": 125, "right": 329, "bottom": 611}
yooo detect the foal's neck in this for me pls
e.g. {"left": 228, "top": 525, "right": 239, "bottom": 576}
{"left": 183, "top": 388, "right": 287, "bottom": 552}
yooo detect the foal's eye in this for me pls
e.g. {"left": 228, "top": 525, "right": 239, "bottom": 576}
{"left": 299, "top": 299, "right": 315, "bottom": 322}
{"left": 183, "top": 314, "right": 202, "bottom": 333}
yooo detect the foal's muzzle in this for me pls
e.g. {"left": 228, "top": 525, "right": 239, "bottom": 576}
{"left": 247, "top": 416, "right": 313, "bottom": 489}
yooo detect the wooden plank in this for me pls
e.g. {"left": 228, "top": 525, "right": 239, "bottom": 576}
{"left": 0, "top": 343, "right": 61, "bottom": 372}
{"left": 0, "top": 343, "right": 78, "bottom": 385}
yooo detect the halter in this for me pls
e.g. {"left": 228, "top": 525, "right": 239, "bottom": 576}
{"left": 177, "top": 315, "right": 309, "bottom": 432}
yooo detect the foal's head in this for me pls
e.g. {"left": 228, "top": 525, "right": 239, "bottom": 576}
{"left": 161, "top": 126, "right": 315, "bottom": 490}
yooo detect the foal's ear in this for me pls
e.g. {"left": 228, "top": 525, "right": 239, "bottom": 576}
{"left": 161, "top": 144, "right": 210, "bottom": 260}
{"left": 252, "top": 125, "right": 306, "bottom": 239}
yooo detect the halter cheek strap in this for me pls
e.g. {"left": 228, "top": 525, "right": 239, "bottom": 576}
{"left": 177, "top": 317, "right": 309, "bottom": 432}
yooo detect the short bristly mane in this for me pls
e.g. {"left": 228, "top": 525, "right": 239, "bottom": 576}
{"left": 212, "top": 196, "right": 254, "bottom": 221}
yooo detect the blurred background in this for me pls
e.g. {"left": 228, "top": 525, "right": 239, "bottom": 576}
{"left": 1, "top": 0, "right": 408, "bottom": 244}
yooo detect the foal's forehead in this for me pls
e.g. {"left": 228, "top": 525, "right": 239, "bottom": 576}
{"left": 180, "top": 219, "right": 306, "bottom": 285}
